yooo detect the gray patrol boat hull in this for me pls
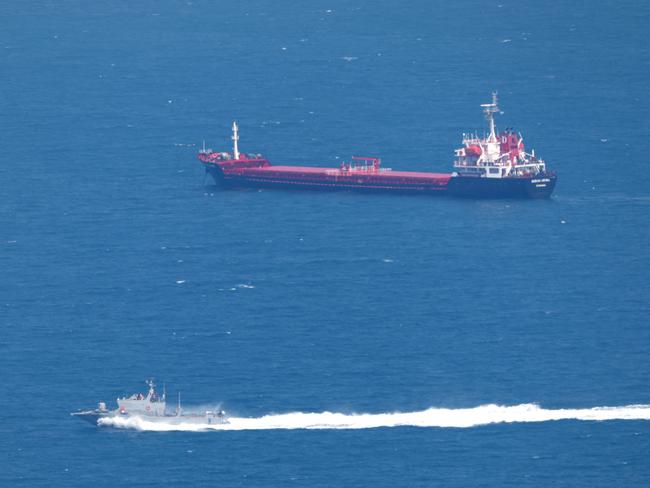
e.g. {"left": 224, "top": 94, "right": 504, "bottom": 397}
{"left": 71, "top": 409, "right": 228, "bottom": 426}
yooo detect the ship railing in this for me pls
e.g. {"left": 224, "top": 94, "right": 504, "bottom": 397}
{"left": 513, "top": 163, "right": 544, "bottom": 171}
{"left": 462, "top": 134, "right": 482, "bottom": 145}
{"left": 331, "top": 166, "right": 393, "bottom": 175}
{"left": 348, "top": 156, "right": 381, "bottom": 172}
{"left": 510, "top": 166, "right": 550, "bottom": 177}
{"left": 455, "top": 166, "right": 485, "bottom": 175}
{"left": 454, "top": 160, "right": 479, "bottom": 168}
{"left": 340, "top": 167, "right": 376, "bottom": 173}
{"left": 454, "top": 160, "right": 508, "bottom": 168}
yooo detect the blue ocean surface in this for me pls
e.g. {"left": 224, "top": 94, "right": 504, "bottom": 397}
{"left": 2, "top": 0, "right": 650, "bottom": 486}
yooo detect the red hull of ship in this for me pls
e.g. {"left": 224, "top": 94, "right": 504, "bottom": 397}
{"left": 199, "top": 155, "right": 451, "bottom": 194}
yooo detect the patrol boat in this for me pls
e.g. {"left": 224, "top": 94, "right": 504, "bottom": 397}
{"left": 71, "top": 380, "right": 227, "bottom": 426}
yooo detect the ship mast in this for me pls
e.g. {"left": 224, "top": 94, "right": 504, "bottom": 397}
{"left": 481, "top": 92, "right": 499, "bottom": 142}
{"left": 146, "top": 378, "right": 155, "bottom": 398}
{"left": 232, "top": 121, "right": 240, "bottom": 160}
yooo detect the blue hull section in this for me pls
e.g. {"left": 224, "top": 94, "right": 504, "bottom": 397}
{"left": 447, "top": 174, "right": 557, "bottom": 199}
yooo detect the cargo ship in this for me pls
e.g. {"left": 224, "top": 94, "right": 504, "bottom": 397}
{"left": 198, "top": 94, "right": 556, "bottom": 199}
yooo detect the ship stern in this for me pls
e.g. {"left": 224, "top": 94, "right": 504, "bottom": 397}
{"left": 448, "top": 174, "right": 557, "bottom": 199}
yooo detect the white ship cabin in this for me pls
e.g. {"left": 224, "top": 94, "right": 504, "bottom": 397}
{"left": 116, "top": 379, "right": 166, "bottom": 416}
{"left": 454, "top": 93, "right": 547, "bottom": 178}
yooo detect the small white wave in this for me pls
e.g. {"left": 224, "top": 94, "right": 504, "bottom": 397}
{"left": 97, "top": 403, "right": 650, "bottom": 432}
{"left": 236, "top": 284, "right": 255, "bottom": 289}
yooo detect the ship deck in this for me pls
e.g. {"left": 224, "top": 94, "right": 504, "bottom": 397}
{"left": 242, "top": 165, "right": 452, "bottom": 181}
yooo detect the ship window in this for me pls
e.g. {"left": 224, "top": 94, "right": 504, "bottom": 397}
{"left": 489, "top": 168, "right": 499, "bottom": 174}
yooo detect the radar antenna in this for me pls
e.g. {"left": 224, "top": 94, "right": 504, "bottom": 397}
{"left": 232, "top": 121, "right": 240, "bottom": 160}
{"left": 146, "top": 379, "right": 156, "bottom": 399}
{"left": 480, "top": 92, "right": 499, "bottom": 141}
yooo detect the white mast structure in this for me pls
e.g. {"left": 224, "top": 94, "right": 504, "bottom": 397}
{"left": 231, "top": 121, "right": 240, "bottom": 160}
{"left": 480, "top": 92, "right": 501, "bottom": 163}
{"left": 482, "top": 92, "right": 499, "bottom": 139}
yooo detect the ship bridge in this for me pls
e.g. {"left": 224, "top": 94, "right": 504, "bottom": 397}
{"left": 453, "top": 93, "right": 547, "bottom": 179}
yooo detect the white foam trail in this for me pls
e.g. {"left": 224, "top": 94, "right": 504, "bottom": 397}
{"left": 97, "top": 404, "right": 650, "bottom": 432}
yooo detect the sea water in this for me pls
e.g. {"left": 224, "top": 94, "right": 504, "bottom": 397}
{"left": 1, "top": 1, "right": 649, "bottom": 486}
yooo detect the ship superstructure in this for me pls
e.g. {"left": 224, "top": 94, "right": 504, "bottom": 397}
{"left": 454, "top": 93, "right": 548, "bottom": 179}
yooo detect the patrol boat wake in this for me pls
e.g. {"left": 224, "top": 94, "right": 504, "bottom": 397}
{"left": 71, "top": 380, "right": 227, "bottom": 426}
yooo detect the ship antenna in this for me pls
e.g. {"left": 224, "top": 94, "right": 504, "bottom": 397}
{"left": 481, "top": 92, "right": 499, "bottom": 141}
{"left": 232, "top": 121, "right": 240, "bottom": 160}
{"left": 146, "top": 378, "right": 156, "bottom": 398}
